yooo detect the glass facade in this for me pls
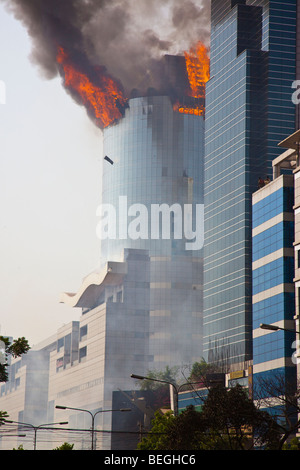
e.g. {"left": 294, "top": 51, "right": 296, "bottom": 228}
{"left": 252, "top": 174, "right": 296, "bottom": 417}
{"left": 252, "top": 186, "right": 294, "bottom": 229}
{"left": 101, "top": 96, "right": 204, "bottom": 260}
{"left": 100, "top": 95, "right": 204, "bottom": 371}
{"left": 203, "top": 0, "right": 297, "bottom": 367}
{"left": 248, "top": 0, "right": 297, "bottom": 156}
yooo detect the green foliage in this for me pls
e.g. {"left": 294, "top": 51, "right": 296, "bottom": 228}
{"left": 0, "top": 336, "right": 30, "bottom": 427}
{"left": 138, "top": 410, "right": 174, "bottom": 450}
{"left": 137, "top": 366, "right": 179, "bottom": 391}
{"left": 187, "top": 359, "right": 214, "bottom": 382}
{"left": 137, "top": 385, "right": 282, "bottom": 450}
{"left": 282, "top": 438, "right": 300, "bottom": 450}
{"left": 0, "top": 336, "right": 30, "bottom": 383}
{"left": 166, "top": 406, "right": 206, "bottom": 450}
{"left": 7, "top": 337, "right": 30, "bottom": 358}
{"left": 134, "top": 366, "right": 179, "bottom": 410}
{"left": 0, "top": 410, "right": 9, "bottom": 425}
{"left": 204, "top": 385, "right": 282, "bottom": 450}
{"left": 12, "top": 444, "right": 25, "bottom": 450}
{"left": 200, "top": 385, "right": 265, "bottom": 449}
{"left": 53, "top": 442, "right": 74, "bottom": 450}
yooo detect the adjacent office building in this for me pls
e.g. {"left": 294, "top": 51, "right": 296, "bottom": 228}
{"left": 0, "top": 296, "right": 150, "bottom": 450}
{"left": 252, "top": 149, "right": 296, "bottom": 415}
{"left": 204, "top": 0, "right": 297, "bottom": 369}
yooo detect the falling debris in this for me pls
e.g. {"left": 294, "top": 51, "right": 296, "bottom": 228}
{"left": 104, "top": 155, "right": 114, "bottom": 165}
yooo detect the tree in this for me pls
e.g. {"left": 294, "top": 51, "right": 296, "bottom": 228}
{"left": 136, "top": 366, "right": 179, "bottom": 410}
{"left": 253, "top": 370, "right": 300, "bottom": 449}
{"left": 137, "top": 385, "right": 282, "bottom": 450}
{"left": 165, "top": 406, "right": 206, "bottom": 450}
{"left": 0, "top": 335, "right": 30, "bottom": 425}
{"left": 282, "top": 437, "right": 300, "bottom": 450}
{"left": 200, "top": 385, "right": 281, "bottom": 450}
{"left": 138, "top": 410, "right": 174, "bottom": 450}
{"left": 137, "top": 366, "right": 179, "bottom": 391}
{"left": 0, "top": 411, "right": 9, "bottom": 425}
{"left": 186, "top": 358, "right": 218, "bottom": 383}
{"left": 53, "top": 442, "right": 74, "bottom": 450}
{"left": 0, "top": 336, "right": 30, "bottom": 383}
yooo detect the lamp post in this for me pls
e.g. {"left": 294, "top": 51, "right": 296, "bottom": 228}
{"left": 259, "top": 323, "right": 300, "bottom": 334}
{"left": 4, "top": 420, "right": 68, "bottom": 450}
{"left": 55, "top": 405, "right": 131, "bottom": 450}
{"left": 131, "top": 374, "right": 202, "bottom": 416}
{"left": 131, "top": 373, "right": 179, "bottom": 416}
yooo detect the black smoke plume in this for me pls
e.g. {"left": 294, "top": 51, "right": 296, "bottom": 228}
{"left": 1, "top": 0, "right": 210, "bottom": 92}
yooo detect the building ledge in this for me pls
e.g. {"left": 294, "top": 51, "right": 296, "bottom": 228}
{"left": 60, "top": 261, "right": 127, "bottom": 308}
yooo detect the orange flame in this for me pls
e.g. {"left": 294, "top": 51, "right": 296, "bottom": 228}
{"left": 175, "top": 41, "right": 210, "bottom": 117}
{"left": 56, "top": 46, "right": 127, "bottom": 129}
{"left": 184, "top": 41, "right": 210, "bottom": 99}
{"left": 173, "top": 102, "right": 204, "bottom": 116}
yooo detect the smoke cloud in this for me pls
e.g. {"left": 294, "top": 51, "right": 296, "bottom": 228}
{"left": 1, "top": 0, "right": 210, "bottom": 94}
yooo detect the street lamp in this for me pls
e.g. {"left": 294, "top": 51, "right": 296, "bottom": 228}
{"left": 259, "top": 323, "right": 300, "bottom": 334}
{"left": 55, "top": 405, "right": 131, "bottom": 450}
{"left": 4, "top": 420, "right": 68, "bottom": 450}
{"left": 131, "top": 374, "right": 202, "bottom": 416}
{"left": 131, "top": 373, "right": 179, "bottom": 416}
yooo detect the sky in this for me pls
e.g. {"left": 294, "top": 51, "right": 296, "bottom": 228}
{"left": 0, "top": 4, "right": 102, "bottom": 346}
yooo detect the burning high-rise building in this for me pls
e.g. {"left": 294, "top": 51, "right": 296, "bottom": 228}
{"left": 58, "top": 54, "right": 206, "bottom": 446}
{"left": 55, "top": 41, "right": 209, "bottom": 129}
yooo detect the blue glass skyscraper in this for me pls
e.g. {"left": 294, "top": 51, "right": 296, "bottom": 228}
{"left": 252, "top": 151, "right": 296, "bottom": 418}
{"left": 204, "top": 0, "right": 297, "bottom": 367}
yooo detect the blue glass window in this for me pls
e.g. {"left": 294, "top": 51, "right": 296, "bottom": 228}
{"left": 252, "top": 257, "right": 294, "bottom": 295}
{"left": 252, "top": 187, "right": 294, "bottom": 228}
{"left": 252, "top": 221, "right": 294, "bottom": 261}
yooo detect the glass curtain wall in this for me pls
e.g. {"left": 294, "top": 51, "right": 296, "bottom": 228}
{"left": 101, "top": 95, "right": 204, "bottom": 369}
{"left": 204, "top": 0, "right": 296, "bottom": 367}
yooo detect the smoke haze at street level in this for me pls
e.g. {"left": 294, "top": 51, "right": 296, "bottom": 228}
{"left": 0, "top": 0, "right": 211, "bottom": 95}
